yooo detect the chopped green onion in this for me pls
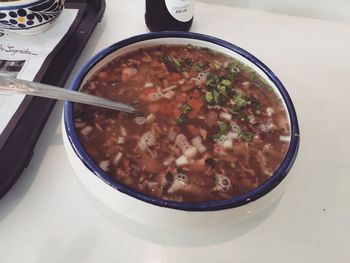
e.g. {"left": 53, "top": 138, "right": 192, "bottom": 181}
{"left": 176, "top": 115, "right": 187, "bottom": 126}
{"left": 221, "top": 79, "right": 232, "bottom": 87}
{"left": 162, "top": 55, "right": 183, "bottom": 72}
{"left": 200, "top": 47, "right": 218, "bottom": 56}
{"left": 212, "top": 121, "right": 231, "bottom": 141}
{"left": 217, "top": 85, "right": 227, "bottom": 95}
{"left": 191, "top": 63, "right": 203, "bottom": 72}
{"left": 182, "top": 103, "right": 192, "bottom": 114}
{"left": 241, "top": 131, "right": 255, "bottom": 142}
{"left": 212, "top": 89, "right": 220, "bottom": 104}
{"left": 205, "top": 91, "right": 214, "bottom": 104}
{"left": 239, "top": 112, "right": 249, "bottom": 122}
{"left": 267, "top": 86, "right": 274, "bottom": 92}
{"left": 219, "top": 121, "right": 231, "bottom": 134}
{"left": 210, "top": 60, "right": 222, "bottom": 70}
{"left": 233, "top": 92, "right": 247, "bottom": 107}
{"left": 171, "top": 56, "right": 182, "bottom": 70}
{"left": 205, "top": 73, "right": 219, "bottom": 87}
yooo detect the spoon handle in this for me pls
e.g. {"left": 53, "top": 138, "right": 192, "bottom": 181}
{"left": 0, "top": 76, "right": 136, "bottom": 114}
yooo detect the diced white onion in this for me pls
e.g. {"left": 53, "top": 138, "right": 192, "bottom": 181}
{"left": 184, "top": 146, "right": 198, "bottom": 159}
{"left": 191, "top": 136, "right": 206, "bottom": 153}
{"left": 80, "top": 125, "right": 93, "bottom": 136}
{"left": 146, "top": 114, "right": 156, "bottom": 124}
{"left": 168, "top": 179, "right": 186, "bottom": 193}
{"left": 163, "top": 90, "right": 175, "bottom": 99}
{"left": 266, "top": 107, "right": 274, "bottom": 116}
{"left": 175, "top": 155, "right": 189, "bottom": 167}
{"left": 163, "top": 156, "right": 175, "bottom": 166}
{"left": 242, "top": 81, "right": 250, "bottom": 88}
{"left": 75, "top": 122, "right": 86, "bottom": 128}
{"left": 197, "top": 145, "right": 207, "bottom": 153}
{"left": 227, "top": 131, "right": 239, "bottom": 140}
{"left": 99, "top": 160, "right": 110, "bottom": 172}
{"left": 182, "top": 72, "right": 189, "bottom": 79}
{"left": 219, "top": 112, "right": 232, "bottom": 121}
{"left": 178, "top": 79, "right": 185, "bottom": 84}
{"left": 113, "top": 153, "right": 123, "bottom": 166}
{"left": 163, "top": 85, "right": 177, "bottom": 92}
{"left": 279, "top": 135, "right": 291, "bottom": 142}
{"left": 191, "top": 136, "right": 202, "bottom": 146}
{"left": 120, "top": 126, "right": 127, "bottom": 136}
{"left": 167, "top": 130, "right": 177, "bottom": 141}
{"left": 216, "top": 136, "right": 233, "bottom": 149}
{"left": 144, "top": 82, "right": 154, "bottom": 88}
{"left": 117, "top": 136, "right": 125, "bottom": 144}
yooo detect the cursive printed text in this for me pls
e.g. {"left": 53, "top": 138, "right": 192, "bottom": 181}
{"left": 0, "top": 44, "right": 38, "bottom": 56}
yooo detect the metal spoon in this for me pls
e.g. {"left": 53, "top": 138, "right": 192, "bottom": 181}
{"left": 0, "top": 76, "right": 137, "bottom": 114}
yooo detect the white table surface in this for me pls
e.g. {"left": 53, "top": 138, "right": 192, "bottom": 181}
{"left": 1, "top": 1, "right": 350, "bottom": 262}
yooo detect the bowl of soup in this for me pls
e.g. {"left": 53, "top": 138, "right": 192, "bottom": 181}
{"left": 63, "top": 32, "right": 299, "bottom": 228}
{"left": 0, "top": 0, "right": 64, "bottom": 35}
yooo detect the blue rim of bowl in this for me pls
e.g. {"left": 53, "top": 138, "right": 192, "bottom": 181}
{"left": 64, "top": 31, "right": 300, "bottom": 212}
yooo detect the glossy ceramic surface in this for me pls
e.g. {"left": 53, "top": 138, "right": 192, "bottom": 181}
{"left": 0, "top": 0, "right": 64, "bottom": 35}
{"left": 63, "top": 32, "right": 299, "bottom": 226}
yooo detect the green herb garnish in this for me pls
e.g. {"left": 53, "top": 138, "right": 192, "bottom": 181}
{"left": 233, "top": 92, "right": 247, "bottom": 107}
{"left": 200, "top": 47, "right": 219, "bottom": 56}
{"left": 212, "top": 121, "right": 231, "bottom": 141}
{"left": 191, "top": 63, "right": 203, "bottom": 72}
{"left": 182, "top": 103, "right": 192, "bottom": 114}
{"left": 209, "top": 60, "right": 222, "bottom": 70}
{"left": 176, "top": 115, "right": 187, "bottom": 126}
{"left": 205, "top": 91, "right": 214, "bottom": 104}
{"left": 205, "top": 73, "right": 219, "bottom": 88}
{"left": 241, "top": 131, "right": 255, "bottom": 142}
{"left": 239, "top": 112, "right": 250, "bottom": 122}
{"left": 221, "top": 79, "right": 232, "bottom": 87}
{"left": 219, "top": 122, "right": 231, "bottom": 134}
{"left": 212, "top": 89, "right": 220, "bottom": 105}
{"left": 162, "top": 55, "right": 182, "bottom": 72}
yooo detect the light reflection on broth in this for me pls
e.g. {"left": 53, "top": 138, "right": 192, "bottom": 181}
{"left": 74, "top": 44, "right": 290, "bottom": 202}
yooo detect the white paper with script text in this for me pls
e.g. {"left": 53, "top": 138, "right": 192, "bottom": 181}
{"left": 0, "top": 8, "right": 78, "bottom": 135}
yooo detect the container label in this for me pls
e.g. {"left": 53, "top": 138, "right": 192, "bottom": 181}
{"left": 165, "top": 0, "right": 194, "bottom": 22}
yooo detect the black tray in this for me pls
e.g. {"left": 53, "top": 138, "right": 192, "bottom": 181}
{"left": 0, "top": 0, "right": 106, "bottom": 198}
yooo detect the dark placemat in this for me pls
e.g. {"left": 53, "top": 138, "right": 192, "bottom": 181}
{"left": 0, "top": 0, "right": 106, "bottom": 198}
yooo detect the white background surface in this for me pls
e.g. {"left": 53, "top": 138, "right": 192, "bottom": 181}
{"left": 199, "top": 0, "right": 350, "bottom": 24}
{"left": 1, "top": 0, "right": 350, "bottom": 262}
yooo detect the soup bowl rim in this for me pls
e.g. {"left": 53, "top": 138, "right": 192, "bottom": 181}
{"left": 64, "top": 31, "right": 300, "bottom": 212}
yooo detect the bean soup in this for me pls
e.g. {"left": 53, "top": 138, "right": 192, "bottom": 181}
{"left": 74, "top": 44, "right": 290, "bottom": 202}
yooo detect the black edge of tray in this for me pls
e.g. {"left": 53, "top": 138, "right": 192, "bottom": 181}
{"left": 0, "top": 0, "right": 106, "bottom": 198}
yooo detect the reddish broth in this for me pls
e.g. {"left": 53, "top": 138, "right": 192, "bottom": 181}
{"left": 74, "top": 45, "right": 290, "bottom": 202}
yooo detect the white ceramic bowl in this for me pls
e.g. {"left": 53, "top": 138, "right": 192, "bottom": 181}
{"left": 63, "top": 32, "right": 300, "bottom": 228}
{"left": 0, "top": 0, "right": 64, "bottom": 35}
